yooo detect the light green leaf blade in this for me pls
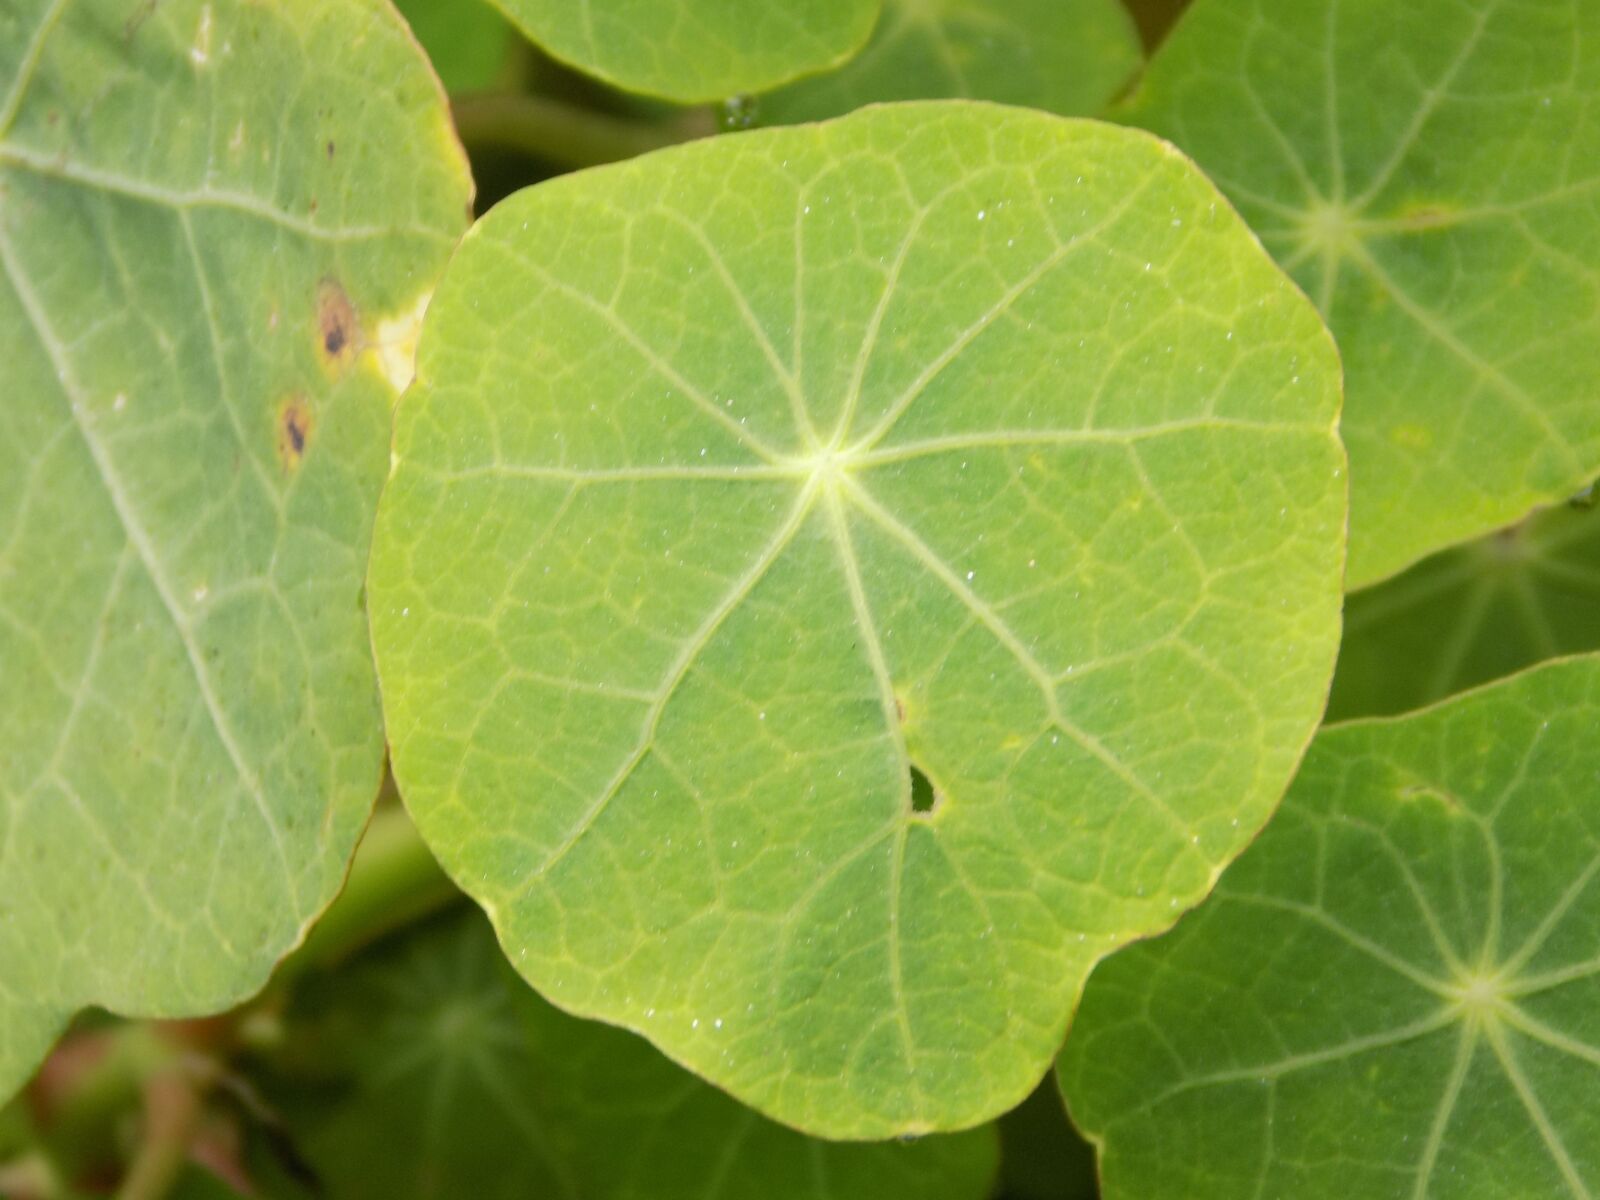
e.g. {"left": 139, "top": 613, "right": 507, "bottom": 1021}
{"left": 1330, "top": 499, "right": 1600, "bottom": 720}
{"left": 395, "top": 0, "right": 515, "bottom": 95}
{"left": 1120, "top": 0, "right": 1600, "bottom": 586}
{"left": 369, "top": 101, "right": 1347, "bottom": 1137}
{"left": 485, "top": 0, "right": 879, "bottom": 103}
{"left": 259, "top": 909, "right": 998, "bottom": 1200}
{"left": 756, "top": 0, "right": 1142, "bottom": 125}
{"left": 1061, "top": 656, "right": 1600, "bottom": 1199}
{"left": 0, "top": 0, "right": 471, "bottom": 1099}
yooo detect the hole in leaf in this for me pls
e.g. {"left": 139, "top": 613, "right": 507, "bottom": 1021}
{"left": 909, "top": 764, "right": 938, "bottom": 816}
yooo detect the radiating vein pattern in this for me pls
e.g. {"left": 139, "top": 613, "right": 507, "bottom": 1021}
{"left": 261, "top": 909, "right": 999, "bottom": 1200}
{"left": 1062, "top": 656, "right": 1600, "bottom": 1200}
{"left": 0, "top": 0, "right": 469, "bottom": 1099}
{"left": 1122, "top": 0, "right": 1600, "bottom": 585}
{"left": 1330, "top": 500, "right": 1600, "bottom": 719}
{"left": 370, "top": 103, "right": 1345, "bottom": 1137}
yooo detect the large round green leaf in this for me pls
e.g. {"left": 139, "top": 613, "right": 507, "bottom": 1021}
{"left": 1061, "top": 656, "right": 1600, "bottom": 1199}
{"left": 756, "top": 0, "right": 1142, "bottom": 125}
{"left": 0, "top": 0, "right": 470, "bottom": 1099}
{"left": 261, "top": 909, "right": 999, "bottom": 1200}
{"left": 1121, "top": 0, "right": 1600, "bottom": 586}
{"left": 369, "top": 101, "right": 1347, "bottom": 1137}
{"left": 485, "top": 0, "right": 878, "bottom": 103}
{"left": 395, "top": 0, "right": 516, "bottom": 95}
{"left": 1330, "top": 499, "right": 1600, "bottom": 720}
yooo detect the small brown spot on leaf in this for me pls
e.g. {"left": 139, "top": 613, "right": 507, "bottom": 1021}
{"left": 1396, "top": 203, "right": 1459, "bottom": 232}
{"left": 277, "top": 395, "right": 314, "bottom": 469}
{"left": 326, "top": 140, "right": 336, "bottom": 159}
{"left": 317, "top": 279, "right": 359, "bottom": 367}
{"left": 1399, "top": 783, "right": 1464, "bottom": 814}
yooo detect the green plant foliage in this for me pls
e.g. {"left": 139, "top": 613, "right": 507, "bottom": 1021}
{"left": 1121, "top": 0, "right": 1600, "bottom": 586}
{"left": 757, "top": 0, "right": 1142, "bottom": 125}
{"left": 0, "top": 0, "right": 470, "bottom": 1099}
{"left": 996, "top": 1081, "right": 1098, "bottom": 1200}
{"left": 368, "top": 101, "right": 1347, "bottom": 1137}
{"left": 1330, "top": 499, "right": 1600, "bottom": 720}
{"left": 395, "top": 0, "right": 515, "bottom": 95}
{"left": 485, "top": 0, "right": 878, "bottom": 103}
{"left": 1061, "top": 656, "right": 1600, "bottom": 1199}
{"left": 168, "top": 1170, "right": 251, "bottom": 1200}
{"left": 259, "top": 910, "right": 999, "bottom": 1200}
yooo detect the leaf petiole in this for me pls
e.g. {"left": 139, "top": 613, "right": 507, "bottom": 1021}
{"left": 451, "top": 92, "right": 714, "bottom": 169}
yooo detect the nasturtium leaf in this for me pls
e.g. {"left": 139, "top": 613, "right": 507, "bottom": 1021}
{"left": 485, "top": 0, "right": 878, "bottom": 104}
{"left": 1061, "top": 656, "right": 1600, "bottom": 1200}
{"left": 1120, "top": 0, "right": 1600, "bottom": 586}
{"left": 0, "top": 0, "right": 470, "bottom": 1099}
{"left": 260, "top": 910, "right": 999, "bottom": 1200}
{"left": 370, "top": 101, "right": 1346, "bottom": 1137}
{"left": 395, "top": 0, "right": 515, "bottom": 95}
{"left": 1330, "top": 499, "right": 1600, "bottom": 720}
{"left": 756, "top": 0, "right": 1141, "bottom": 126}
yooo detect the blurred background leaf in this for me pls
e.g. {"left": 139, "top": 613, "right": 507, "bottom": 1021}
{"left": 250, "top": 909, "right": 1000, "bottom": 1200}
{"left": 394, "top": 0, "right": 517, "bottom": 93}
{"left": 755, "top": 0, "right": 1143, "bottom": 126}
{"left": 1329, "top": 498, "right": 1600, "bottom": 720}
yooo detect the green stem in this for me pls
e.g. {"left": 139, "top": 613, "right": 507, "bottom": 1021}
{"left": 271, "top": 805, "right": 460, "bottom": 991}
{"left": 35, "top": 809, "right": 454, "bottom": 1199}
{"left": 450, "top": 92, "right": 712, "bottom": 169}
{"left": 32, "top": 1024, "right": 177, "bottom": 1186}
{"left": 115, "top": 1069, "right": 205, "bottom": 1200}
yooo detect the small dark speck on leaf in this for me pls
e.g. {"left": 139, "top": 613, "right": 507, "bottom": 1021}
{"left": 326, "top": 140, "right": 336, "bottom": 159}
